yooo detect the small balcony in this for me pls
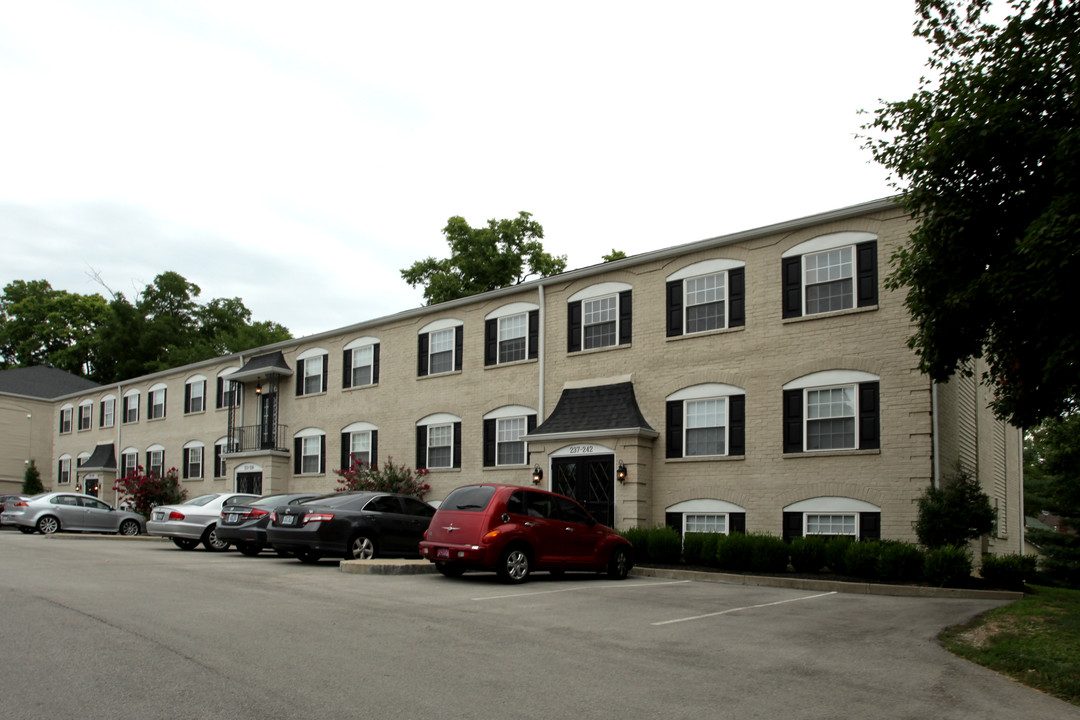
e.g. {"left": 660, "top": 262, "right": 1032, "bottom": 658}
{"left": 225, "top": 424, "right": 290, "bottom": 454}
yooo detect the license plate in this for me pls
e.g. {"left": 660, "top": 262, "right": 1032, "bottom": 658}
{"left": 282, "top": 515, "right": 296, "bottom": 526}
{"left": 227, "top": 513, "right": 238, "bottom": 523}
{"left": 437, "top": 548, "right": 450, "bottom": 559}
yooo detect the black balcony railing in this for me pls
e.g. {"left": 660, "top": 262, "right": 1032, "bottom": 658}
{"left": 226, "top": 424, "right": 289, "bottom": 454}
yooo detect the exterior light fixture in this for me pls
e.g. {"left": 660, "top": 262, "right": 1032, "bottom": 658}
{"left": 531, "top": 465, "right": 544, "bottom": 485}
{"left": 255, "top": 382, "right": 262, "bottom": 395}
{"left": 616, "top": 462, "right": 628, "bottom": 483}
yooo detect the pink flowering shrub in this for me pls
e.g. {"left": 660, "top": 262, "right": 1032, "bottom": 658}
{"left": 113, "top": 467, "right": 187, "bottom": 519}
{"left": 334, "top": 456, "right": 430, "bottom": 500}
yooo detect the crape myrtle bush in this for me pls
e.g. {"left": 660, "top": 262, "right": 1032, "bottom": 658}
{"left": 334, "top": 457, "right": 430, "bottom": 500}
{"left": 113, "top": 467, "right": 186, "bottom": 519}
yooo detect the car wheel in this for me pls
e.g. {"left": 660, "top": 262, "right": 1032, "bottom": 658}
{"left": 18, "top": 526, "right": 35, "bottom": 534}
{"left": 607, "top": 545, "right": 632, "bottom": 580}
{"left": 118, "top": 519, "right": 140, "bottom": 536}
{"left": 497, "top": 544, "right": 532, "bottom": 584}
{"left": 436, "top": 561, "right": 466, "bottom": 578}
{"left": 173, "top": 537, "right": 200, "bottom": 550}
{"left": 345, "top": 535, "right": 376, "bottom": 560}
{"left": 202, "top": 524, "right": 230, "bottom": 552}
{"left": 37, "top": 516, "right": 60, "bottom": 535}
{"left": 296, "top": 550, "right": 322, "bottom": 564}
{"left": 237, "top": 542, "right": 263, "bottom": 557}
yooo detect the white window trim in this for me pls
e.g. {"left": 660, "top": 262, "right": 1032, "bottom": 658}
{"left": 59, "top": 405, "right": 73, "bottom": 434}
{"left": 781, "top": 231, "right": 877, "bottom": 258}
{"left": 683, "top": 513, "right": 729, "bottom": 535}
{"left": 581, "top": 293, "right": 619, "bottom": 350}
{"left": 683, "top": 396, "right": 728, "bottom": 458}
{"left": 294, "top": 427, "right": 326, "bottom": 475}
{"left": 568, "top": 281, "right": 632, "bottom": 303}
{"left": 426, "top": 422, "right": 454, "bottom": 469}
{"left": 184, "top": 441, "right": 205, "bottom": 479}
{"left": 186, "top": 375, "right": 207, "bottom": 414}
{"left": 148, "top": 383, "right": 167, "bottom": 420}
{"left": 683, "top": 272, "right": 729, "bottom": 334}
{"left": 803, "top": 513, "right": 859, "bottom": 537}
{"left": 101, "top": 395, "right": 116, "bottom": 428}
{"left": 58, "top": 455, "right": 72, "bottom": 484}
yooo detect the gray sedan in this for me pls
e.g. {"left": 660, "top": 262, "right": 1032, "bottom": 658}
{"left": 147, "top": 493, "right": 259, "bottom": 551}
{"left": 1, "top": 492, "right": 145, "bottom": 536}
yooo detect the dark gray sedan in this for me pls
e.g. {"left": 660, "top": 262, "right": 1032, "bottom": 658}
{"left": 1, "top": 492, "right": 145, "bottom": 536}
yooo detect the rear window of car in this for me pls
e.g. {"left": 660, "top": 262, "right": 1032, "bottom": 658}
{"left": 301, "top": 493, "right": 372, "bottom": 509}
{"left": 440, "top": 486, "right": 496, "bottom": 511}
{"left": 184, "top": 494, "right": 222, "bottom": 506}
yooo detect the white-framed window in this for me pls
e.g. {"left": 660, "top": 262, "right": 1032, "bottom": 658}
{"left": 667, "top": 499, "right": 746, "bottom": 537}
{"left": 121, "top": 449, "right": 138, "bottom": 478}
{"left": 583, "top": 295, "right": 618, "bottom": 349}
{"left": 297, "top": 349, "right": 328, "bottom": 396}
{"left": 428, "top": 328, "right": 455, "bottom": 375}
{"left": 77, "top": 402, "right": 93, "bottom": 431}
{"left": 294, "top": 428, "right": 326, "bottom": 475}
{"left": 183, "top": 443, "right": 204, "bottom": 480}
{"left": 100, "top": 396, "right": 115, "bottom": 428}
{"left": 685, "top": 398, "right": 726, "bottom": 457}
{"left": 804, "top": 247, "right": 853, "bottom": 315}
{"left": 666, "top": 384, "right": 745, "bottom": 459}
{"left": 344, "top": 338, "right": 378, "bottom": 388}
{"left": 782, "top": 232, "right": 877, "bottom": 319}
{"left": 497, "top": 314, "right": 528, "bottom": 364}
{"left": 302, "top": 437, "right": 320, "bottom": 474}
{"left": 217, "top": 368, "right": 240, "bottom": 409}
{"left": 185, "top": 376, "right": 206, "bottom": 414}
{"left": 666, "top": 260, "right": 745, "bottom": 337}
{"left": 59, "top": 405, "right": 73, "bottom": 434}
{"left": 147, "top": 446, "right": 165, "bottom": 477}
{"left": 123, "top": 390, "right": 140, "bottom": 423}
{"left": 148, "top": 384, "right": 167, "bottom": 420}
{"left": 341, "top": 422, "right": 378, "bottom": 470}
{"left": 685, "top": 273, "right": 726, "bottom": 334}
{"left": 214, "top": 438, "right": 228, "bottom": 478}
{"left": 805, "top": 513, "right": 857, "bottom": 536}
{"left": 496, "top": 417, "right": 527, "bottom": 465}
{"left": 783, "top": 371, "right": 880, "bottom": 454}
{"left": 427, "top": 423, "right": 454, "bottom": 469}
{"left": 57, "top": 456, "right": 72, "bottom": 484}
{"left": 350, "top": 431, "right": 372, "bottom": 465}
{"left": 685, "top": 513, "right": 727, "bottom": 534}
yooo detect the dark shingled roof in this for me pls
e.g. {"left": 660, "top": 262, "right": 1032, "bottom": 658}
{"left": 79, "top": 444, "right": 117, "bottom": 473}
{"left": 231, "top": 351, "right": 293, "bottom": 381}
{"left": 0, "top": 366, "right": 101, "bottom": 399}
{"left": 528, "top": 382, "right": 657, "bottom": 439}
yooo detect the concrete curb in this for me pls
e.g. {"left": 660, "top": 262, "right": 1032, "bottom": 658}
{"left": 340, "top": 558, "right": 437, "bottom": 575}
{"left": 42, "top": 532, "right": 168, "bottom": 542}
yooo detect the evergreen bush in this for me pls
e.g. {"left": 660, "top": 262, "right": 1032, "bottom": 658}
{"left": 681, "top": 532, "right": 707, "bottom": 565}
{"left": 715, "top": 531, "right": 753, "bottom": 571}
{"left": 924, "top": 546, "right": 973, "bottom": 587}
{"left": 789, "top": 536, "right": 828, "bottom": 573}
{"left": 647, "top": 526, "right": 683, "bottom": 564}
{"left": 844, "top": 541, "right": 883, "bottom": 578}
{"left": 876, "top": 541, "right": 925, "bottom": 582}
{"left": 824, "top": 536, "right": 854, "bottom": 574}
{"left": 22, "top": 460, "right": 44, "bottom": 495}
{"left": 979, "top": 553, "right": 1038, "bottom": 591}
{"left": 749, "top": 534, "right": 790, "bottom": 573}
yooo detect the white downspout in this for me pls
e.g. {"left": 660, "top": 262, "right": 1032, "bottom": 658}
{"left": 931, "top": 382, "right": 940, "bottom": 488}
{"left": 537, "top": 284, "right": 545, "bottom": 419}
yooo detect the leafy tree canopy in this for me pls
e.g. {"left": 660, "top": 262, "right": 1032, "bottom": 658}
{"left": 0, "top": 280, "right": 108, "bottom": 375}
{"left": 1025, "top": 408, "right": 1080, "bottom": 527}
{"left": 863, "top": 0, "right": 1080, "bottom": 427}
{"left": 401, "top": 212, "right": 567, "bottom": 305}
{"left": 602, "top": 249, "right": 628, "bottom": 262}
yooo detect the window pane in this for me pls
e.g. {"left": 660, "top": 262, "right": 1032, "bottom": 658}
{"left": 352, "top": 346, "right": 373, "bottom": 386}
{"left": 304, "top": 357, "right": 323, "bottom": 394}
{"left": 804, "top": 247, "right": 853, "bottom": 314}
{"left": 496, "top": 417, "right": 526, "bottom": 465}
{"left": 806, "top": 514, "right": 856, "bottom": 535}
{"left": 498, "top": 315, "right": 528, "bottom": 363}
{"left": 583, "top": 296, "right": 617, "bottom": 349}
{"left": 685, "top": 274, "right": 726, "bottom": 333}
{"left": 685, "top": 513, "right": 727, "bottom": 534}
{"left": 429, "top": 329, "right": 455, "bottom": 373}
{"left": 806, "top": 386, "right": 856, "bottom": 450}
{"left": 428, "top": 424, "right": 453, "bottom": 468}
{"left": 685, "top": 398, "right": 726, "bottom": 456}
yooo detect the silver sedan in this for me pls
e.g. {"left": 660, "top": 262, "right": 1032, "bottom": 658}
{"left": 1, "top": 492, "right": 145, "bottom": 536}
{"left": 147, "top": 493, "right": 259, "bottom": 551}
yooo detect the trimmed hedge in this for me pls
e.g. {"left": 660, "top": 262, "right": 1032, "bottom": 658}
{"left": 980, "top": 553, "right": 1037, "bottom": 591}
{"left": 924, "top": 546, "right": 973, "bottom": 587}
{"left": 877, "top": 541, "right": 925, "bottom": 582}
{"left": 789, "top": 536, "right": 828, "bottom": 573}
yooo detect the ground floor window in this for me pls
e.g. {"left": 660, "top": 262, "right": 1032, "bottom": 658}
{"left": 684, "top": 513, "right": 727, "bottom": 534}
{"left": 805, "top": 513, "right": 856, "bottom": 536}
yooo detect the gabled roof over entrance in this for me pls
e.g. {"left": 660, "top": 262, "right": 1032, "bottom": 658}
{"left": 230, "top": 351, "right": 294, "bottom": 382}
{"left": 79, "top": 443, "right": 117, "bottom": 473}
{"left": 526, "top": 381, "right": 658, "bottom": 442}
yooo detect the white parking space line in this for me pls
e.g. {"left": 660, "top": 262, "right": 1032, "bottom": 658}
{"left": 473, "top": 579, "right": 690, "bottom": 602}
{"left": 652, "top": 591, "right": 838, "bottom": 626}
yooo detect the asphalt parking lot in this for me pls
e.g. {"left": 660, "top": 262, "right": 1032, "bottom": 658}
{"left": 1, "top": 530, "right": 1076, "bottom": 719}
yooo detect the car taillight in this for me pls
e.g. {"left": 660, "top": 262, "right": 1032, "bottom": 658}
{"left": 270, "top": 512, "right": 278, "bottom": 522}
{"left": 169, "top": 511, "right": 185, "bottom": 520}
{"left": 13, "top": 501, "right": 28, "bottom": 508}
{"left": 249, "top": 508, "right": 269, "bottom": 518}
{"left": 303, "top": 513, "right": 334, "bottom": 524}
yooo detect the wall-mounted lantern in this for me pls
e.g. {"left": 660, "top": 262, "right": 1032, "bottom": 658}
{"left": 255, "top": 382, "right": 262, "bottom": 395}
{"left": 532, "top": 465, "right": 544, "bottom": 485}
{"left": 616, "top": 462, "right": 628, "bottom": 483}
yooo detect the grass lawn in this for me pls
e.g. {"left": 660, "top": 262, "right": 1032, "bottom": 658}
{"left": 941, "top": 584, "right": 1080, "bottom": 706}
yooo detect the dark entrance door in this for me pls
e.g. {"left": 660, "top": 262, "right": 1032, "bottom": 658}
{"left": 259, "top": 393, "right": 277, "bottom": 450}
{"left": 84, "top": 476, "right": 100, "bottom": 498}
{"left": 236, "top": 472, "right": 262, "bottom": 495}
{"left": 552, "top": 455, "right": 615, "bottom": 527}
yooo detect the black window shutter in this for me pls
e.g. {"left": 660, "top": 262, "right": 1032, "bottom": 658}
{"left": 294, "top": 438, "right": 303, "bottom": 475}
{"left": 782, "top": 257, "right": 803, "bottom": 318}
{"left": 145, "top": 451, "right": 151, "bottom": 472}
{"left": 666, "top": 400, "right": 683, "bottom": 459}
{"left": 57, "top": 459, "right": 62, "bottom": 481}
{"left": 343, "top": 349, "right": 353, "bottom": 389}
{"left": 484, "top": 319, "right": 498, "bottom": 366}
{"left": 415, "top": 426, "right": 427, "bottom": 470}
{"left": 340, "top": 432, "right": 350, "bottom": 472}
{"left": 666, "top": 280, "right": 683, "bottom": 337}
{"left": 783, "top": 389, "right": 804, "bottom": 453}
{"left": 184, "top": 384, "right": 192, "bottom": 413}
{"left": 527, "top": 310, "right": 539, "bottom": 360}
{"left": 216, "top": 377, "right": 224, "bottom": 409}
{"left": 858, "top": 381, "right": 880, "bottom": 450}
{"left": 417, "top": 333, "right": 429, "bottom": 377}
{"left": 454, "top": 326, "right": 464, "bottom": 371}
{"left": 728, "top": 395, "right": 745, "bottom": 456}
{"left": 730, "top": 513, "right": 747, "bottom": 535}
{"left": 483, "top": 418, "right": 496, "bottom": 467}
{"left": 665, "top": 512, "right": 682, "bottom": 533}
{"left": 99, "top": 401, "right": 105, "bottom": 426}
{"left": 567, "top": 301, "right": 582, "bottom": 352}
{"left": 320, "top": 355, "right": 329, "bottom": 392}
{"left": 856, "top": 241, "right": 878, "bottom": 308}
{"left": 453, "top": 421, "right": 462, "bottom": 468}
{"left": 729, "top": 267, "right": 745, "bottom": 327}
{"left": 296, "top": 359, "right": 305, "bottom": 396}
{"left": 372, "top": 344, "right": 380, "bottom": 384}
{"left": 618, "top": 290, "right": 632, "bottom": 345}
{"left": 782, "top": 512, "right": 803, "bottom": 541}
{"left": 182, "top": 449, "right": 190, "bottom": 479}
{"left": 370, "top": 430, "right": 378, "bottom": 466}
{"left": 320, "top": 435, "right": 326, "bottom": 474}
{"left": 860, "top": 512, "right": 881, "bottom": 541}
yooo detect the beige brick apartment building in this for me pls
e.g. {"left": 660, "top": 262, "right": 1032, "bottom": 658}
{"left": 4, "top": 197, "right": 1025, "bottom": 554}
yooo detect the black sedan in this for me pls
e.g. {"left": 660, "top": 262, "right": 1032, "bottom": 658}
{"left": 216, "top": 493, "right": 320, "bottom": 556}
{"left": 267, "top": 492, "right": 435, "bottom": 564}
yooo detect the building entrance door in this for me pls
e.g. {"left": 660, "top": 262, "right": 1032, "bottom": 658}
{"left": 236, "top": 472, "right": 262, "bottom": 494}
{"left": 551, "top": 455, "right": 614, "bottom": 527}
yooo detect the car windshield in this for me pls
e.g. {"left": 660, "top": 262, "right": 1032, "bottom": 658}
{"left": 183, "top": 494, "right": 221, "bottom": 506}
{"left": 440, "top": 485, "right": 496, "bottom": 511}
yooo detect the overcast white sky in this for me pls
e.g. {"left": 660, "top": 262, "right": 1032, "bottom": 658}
{"left": 0, "top": 0, "right": 928, "bottom": 338}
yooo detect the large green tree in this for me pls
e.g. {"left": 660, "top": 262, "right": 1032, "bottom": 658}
{"left": 862, "top": 0, "right": 1080, "bottom": 427}
{"left": 401, "top": 212, "right": 567, "bottom": 305}
{"left": 0, "top": 280, "right": 108, "bottom": 375}
{"left": 1025, "top": 409, "right": 1080, "bottom": 585}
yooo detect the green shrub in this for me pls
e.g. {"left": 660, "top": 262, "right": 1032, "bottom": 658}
{"left": 700, "top": 532, "right": 721, "bottom": 568}
{"left": 844, "top": 541, "right": 883, "bottom": 578}
{"left": 924, "top": 546, "right": 973, "bottom": 587}
{"left": 647, "top": 526, "right": 683, "bottom": 564}
{"left": 789, "top": 536, "right": 828, "bottom": 573}
{"left": 749, "top": 534, "right": 790, "bottom": 573}
{"left": 877, "top": 541, "right": 925, "bottom": 582}
{"left": 682, "top": 532, "right": 707, "bottom": 565}
{"left": 715, "top": 532, "right": 753, "bottom": 571}
{"left": 980, "top": 553, "right": 1038, "bottom": 591}
{"left": 824, "top": 536, "right": 854, "bottom": 574}
{"left": 620, "top": 526, "right": 650, "bottom": 564}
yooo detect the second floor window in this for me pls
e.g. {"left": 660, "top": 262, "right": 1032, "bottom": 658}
{"left": 149, "top": 388, "right": 166, "bottom": 420}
